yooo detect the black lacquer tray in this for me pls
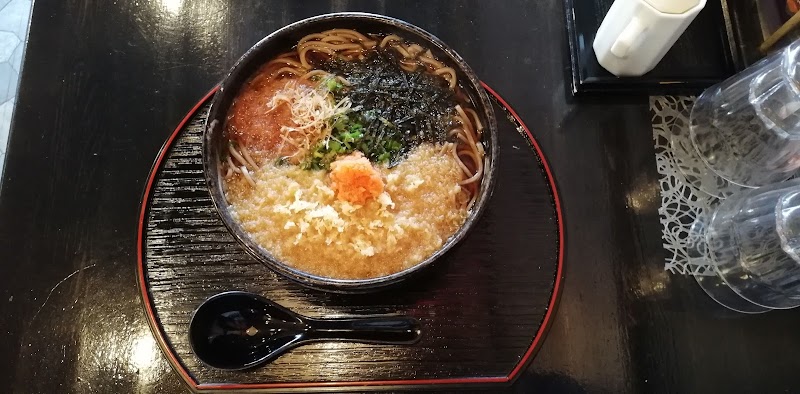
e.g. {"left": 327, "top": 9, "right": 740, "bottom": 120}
{"left": 564, "top": 0, "right": 738, "bottom": 95}
{"left": 137, "top": 84, "right": 564, "bottom": 392}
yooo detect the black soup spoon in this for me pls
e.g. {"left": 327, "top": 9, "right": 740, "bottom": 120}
{"left": 188, "top": 291, "right": 421, "bottom": 370}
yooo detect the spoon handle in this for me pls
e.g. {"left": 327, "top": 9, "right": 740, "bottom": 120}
{"left": 306, "top": 316, "right": 421, "bottom": 345}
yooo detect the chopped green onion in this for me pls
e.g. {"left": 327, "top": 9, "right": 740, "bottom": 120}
{"left": 325, "top": 78, "right": 343, "bottom": 92}
{"left": 305, "top": 111, "right": 405, "bottom": 170}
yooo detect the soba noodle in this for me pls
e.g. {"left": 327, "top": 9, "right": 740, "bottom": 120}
{"left": 222, "top": 29, "right": 487, "bottom": 279}
{"left": 225, "top": 29, "right": 482, "bottom": 208}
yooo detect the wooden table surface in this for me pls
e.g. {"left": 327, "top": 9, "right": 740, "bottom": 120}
{"left": 2, "top": 1, "right": 800, "bottom": 393}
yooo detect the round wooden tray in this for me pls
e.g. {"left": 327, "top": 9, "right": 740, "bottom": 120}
{"left": 137, "top": 84, "right": 564, "bottom": 392}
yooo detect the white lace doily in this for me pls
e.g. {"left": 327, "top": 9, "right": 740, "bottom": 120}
{"left": 650, "top": 96, "right": 743, "bottom": 276}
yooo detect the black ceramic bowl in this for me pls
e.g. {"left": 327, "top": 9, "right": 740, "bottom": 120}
{"left": 204, "top": 12, "right": 498, "bottom": 292}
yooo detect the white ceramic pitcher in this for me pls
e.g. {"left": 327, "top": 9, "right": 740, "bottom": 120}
{"left": 593, "top": 0, "right": 706, "bottom": 77}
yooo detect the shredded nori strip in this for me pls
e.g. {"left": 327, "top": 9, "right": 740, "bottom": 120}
{"left": 320, "top": 50, "right": 456, "bottom": 164}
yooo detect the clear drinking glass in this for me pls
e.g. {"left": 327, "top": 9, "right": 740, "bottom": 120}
{"left": 694, "top": 179, "right": 800, "bottom": 311}
{"left": 689, "top": 39, "right": 800, "bottom": 187}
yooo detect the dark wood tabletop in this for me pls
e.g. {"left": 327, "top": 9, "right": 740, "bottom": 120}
{"left": 2, "top": 1, "right": 800, "bottom": 393}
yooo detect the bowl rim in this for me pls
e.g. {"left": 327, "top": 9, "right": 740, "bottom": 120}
{"left": 203, "top": 12, "right": 499, "bottom": 291}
